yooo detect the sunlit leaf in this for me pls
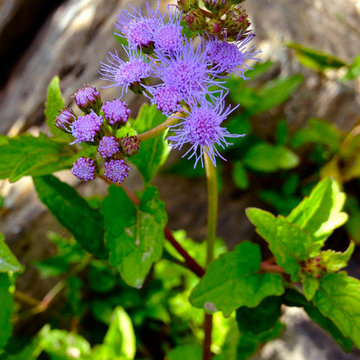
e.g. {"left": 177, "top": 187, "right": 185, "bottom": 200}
{"left": 0, "top": 233, "right": 21, "bottom": 273}
{"left": 190, "top": 241, "right": 284, "bottom": 316}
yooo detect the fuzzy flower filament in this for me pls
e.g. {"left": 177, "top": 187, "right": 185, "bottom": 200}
{"left": 168, "top": 98, "right": 243, "bottom": 167}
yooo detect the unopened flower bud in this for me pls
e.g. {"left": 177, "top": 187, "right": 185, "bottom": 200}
{"left": 73, "top": 86, "right": 102, "bottom": 114}
{"left": 98, "top": 136, "right": 120, "bottom": 159}
{"left": 177, "top": 0, "right": 199, "bottom": 12}
{"left": 55, "top": 108, "right": 76, "bottom": 132}
{"left": 207, "top": 19, "right": 223, "bottom": 37}
{"left": 120, "top": 136, "right": 140, "bottom": 157}
{"left": 204, "top": 0, "right": 229, "bottom": 15}
{"left": 183, "top": 9, "right": 206, "bottom": 31}
{"left": 225, "top": 7, "right": 250, "bottom": 40}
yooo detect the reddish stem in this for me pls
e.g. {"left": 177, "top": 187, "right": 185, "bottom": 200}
{"left": 260, "top": 262, "right": 285, "bottom": 273}
{"left": 202, "top": 313, "right": 213, "bottom": 360}
{"left": 164, "top": 228, "right": 205, "bottom": 278}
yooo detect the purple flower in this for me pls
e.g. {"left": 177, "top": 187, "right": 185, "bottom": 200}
{"left": 71, "top": 111, "right": 103, "bottom": 144}
{"left": 205, "top": 34, "right": 261, "bottom": 79}
{"left": 146, "top": 85, "right": 183, "bottom": 116}
{"left": 153, "top": 7, "right": 183, "bottom": 54}
{"left": 153, "top": 38, "right": 224, "bottom": 102}
{"left": 114, "top": 2, "right": 163, "bottom": 49}
{"left": 73, "top": 86, "right": 102, "bottom": 113}
{"left": 167, "top": 97, "right": 243, "bottom": 167}
{"left": 100, "top": 47, "right": 152, "bottom": 97}
{"left": 97, "top": 136, "right": 119, "bottom": 158}
{"left": 71, "top": 157, "right": 96, "bottom": 181}
{"left": 55, "top": 108, "right": 76, "bottom": 132}
{"left": 104, "top": 159, "right": 130, "bottom": 184}
{"left": 102, "top": 99, "right": 130, "bottom": 126}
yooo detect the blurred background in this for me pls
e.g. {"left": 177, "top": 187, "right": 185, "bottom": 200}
{"left": 0, "top": 0, "right": 360, "bottom": 359}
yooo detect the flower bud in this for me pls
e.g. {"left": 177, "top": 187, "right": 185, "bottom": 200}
{"left": 177, "top": 0, "right": 199, "bottom": 12}
{"left": 102, "top": 99, "right": 130, "bottom": 128}
{"left": 120, "top": 136, "right": 140, "bottom": 157}
{"left": 55, "top": 108, "right": 76, "bottom": 132}
{"left": 71, "top": 157, "right": 97, "bottom": 181}
{"left": 183, "top": 9, "right": 207, "bottom": 31}
{"left": 225, "top": 7, "right": 250, "bottom": 40}
{"left": 207, "top": 19, "right": 223, "bottom": 37}
{"left": 204, "top": 0, "right": 229, "bottom": 15}
{"left": 73, "top": 86, "right": 102, "bottom": 114}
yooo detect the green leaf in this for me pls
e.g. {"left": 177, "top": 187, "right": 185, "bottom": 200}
{"left": 101, "top": 186, "right": 167, "bottom": 288}
{"left": 0, "top": 134, "right": 74, "bottom": 182}
{"left": 190, "top": 241, "right": 284, "bottom": 316}
{"left": 291, "top": 118, "right": 341, "bottom": 152}
{"left": 44, "top": 76, "right": 69, "bottom": 139}
{"left": 0, "top": 274, "right": 14, "bottom": 349}
{"left": 250, "top": 74, "right": 304, "bottom": 114}
{"left": 301, "top": 275, "right": 319, "bottom": 301}
{"left": 287, "top": 42, "right": 347, "bottom": 71}
{"left": 244, "top": 143, "right": 299, "bottom": 172}
{"left": 129, "top": 104, "right": 170, "bottom": 184}
{"left": 101, "top": 307, "right": 136, "bottom": 360}
{"left": 343, "top": 54, "right": 360, "bottom": 80}
{"left": 236, "top": 296, "right": 282, "bottom": 334}
{"left": 88, "top": 261, "right": 116, "bottom": 293}
{"left": 39, "top": 325, "right": 91, "bottom": 360}
{"left": 33, "top": 175, "right": 107, "bottom": 258}
{"left": 275, "top": 119, "right": 288, "bottom": 145}
{"left": 0, "top": 234, "right": 21, "bottom": 273}
{"left": 321, "top": 241, "right": 355, "bottom": 272}
{"left": 287, "top": 178, "right": 348, "bottom": 252}
{"left": 232, "top": 162, "right": 248, "bottom": 189}
{"left": 246, "top": 208, "right": 312, "bottom": 280}
{"left": 167, "top": 345, "right": 202, "bottom": 360}
{"left": 283, "top": 288, "right": 353, "bottom": 352}
{"left": 312, "top": 272, "right": 360, "bottom": 348}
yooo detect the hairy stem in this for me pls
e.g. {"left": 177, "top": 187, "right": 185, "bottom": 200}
{"left": 136, "top": 111, "right": 182, "bottom": 142}
{"left": 202, "top": 153, "right": 218, "bottom": 360}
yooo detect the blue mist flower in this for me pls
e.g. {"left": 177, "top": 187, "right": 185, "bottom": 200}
{"left": 99, "top": 47, "right": 152, "bottom": 97}
{"left": 153, "top": 7, "right": 183, "bottom": 54}
{"left": 153, "top": 38, "right": 224, "bottom": 103}
{"left": 205, "top": 33, "right": 261, "bottom": 79}
{"left": 102, "top": 99, "right": 130, "bottom": 126}
{"left": 145, "top": 85, "right": 183, "bottom": 116}
{"left": 167, "top": 97, "right": 243, "bottom": 167}
{"left": 114, "top": 2, "right": 163, "bottom": 49}
{"left": 97, "top": 136, "right": 119, "bottom": 159}
{"left": 104, "top": 159, "right": 130, "bottom": 184}
{"left": 71, "top": 157, "right": 96, "bottom": 181}
{"left": 71, "top": 111, "right": 103, "bottom": 144}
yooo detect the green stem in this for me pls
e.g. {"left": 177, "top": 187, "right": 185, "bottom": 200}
{"left": 204, "top": 153, "right": 218, "bottom": 266}
{"left": 136, "top": 112, "right": 182, "bottom": 142}
{"left": 202, "top": 152, "right": 218, "bottom": 360}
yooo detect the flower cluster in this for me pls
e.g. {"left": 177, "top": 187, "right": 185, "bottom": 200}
{"left": 98, "top": 1, "right": 260, "bottom": 167}
{"left": 56, "top": 86, "right": 138, "bottom": 183}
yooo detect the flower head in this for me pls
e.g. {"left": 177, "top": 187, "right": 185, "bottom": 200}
{"left": 100, "top": 48, "right": 152, "bottom": 97}
{"left": 153, "top": 7, "right": 183, "bottom": 54}
{"left": 71, "top": 157, "right": 96, "bottom": 181}
{"left": 71, "top": 111, "right": 103, "bottom": 144}
{"left": 121, "top": 136, "right": 140, "bottom": 157}
{"left": 205, "top": 34, "right": 261, "bottom": 78}
{"left": 56, "top": 108, "right": 76, "bottom": 132}
{"left": 154, "top": 38, "right": 224, "bottom": 102}
{"left": 168, "top": 97, "right": 243, "bottom": 167}
{"left": 97, "top": 136, "right": 119, "bottom": 158}
{"left": 102, "top": 99, "right": 130, "bottom": 126}
{"left": 73, "top": 86, "right": 102, "bottom": 113}
{"left": 146, "top": 85, "right": 183, "bottom": 116}
{"left": 104, "top": 159, "right": 130, "bottom": 184}
{"left": 115, "top": 2, "right": 163, "bottom": 49}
